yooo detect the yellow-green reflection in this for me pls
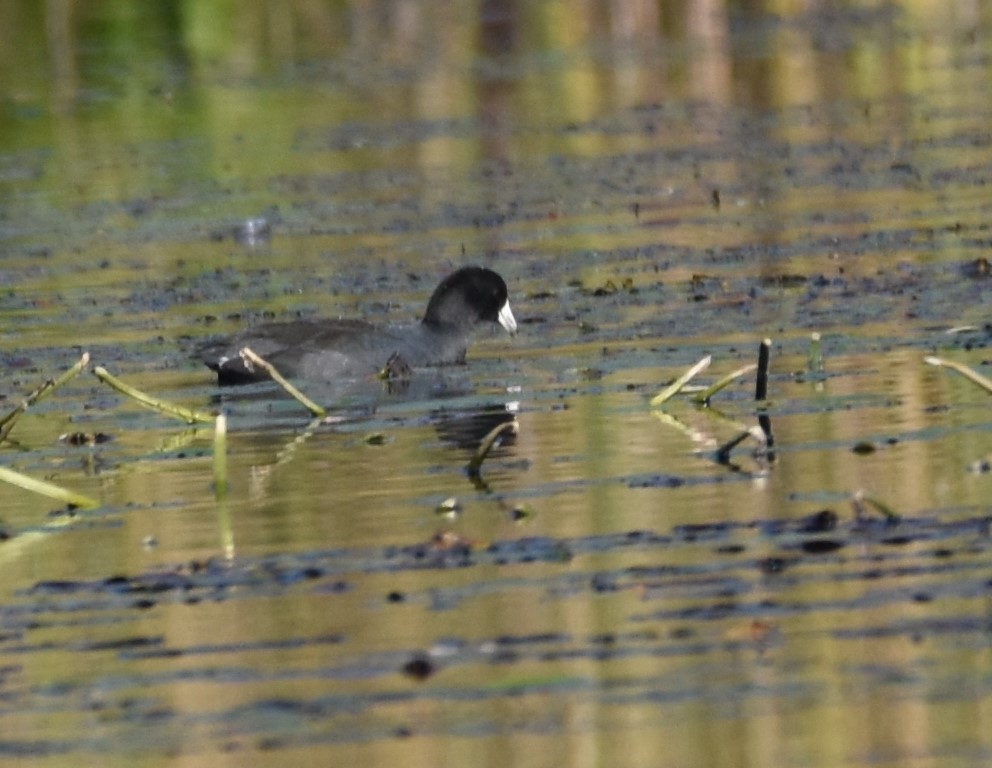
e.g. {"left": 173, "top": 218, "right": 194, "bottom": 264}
{"left": 2, "top": 2, "right": 992, "bottom": 767}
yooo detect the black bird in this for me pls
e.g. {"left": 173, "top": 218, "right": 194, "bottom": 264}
{"left": 200, "top": 266, "right": 517, "bottom": 385}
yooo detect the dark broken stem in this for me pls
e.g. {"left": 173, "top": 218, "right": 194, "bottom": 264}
{"left": 240, "top": 347, "right": 327, "bottom": 417}
{"left": 0, "top": 352, "right": 90, "bottom": 443}
{"left": 467, "top": 420, "right": 518, "bottom": 480}
{"left": 754, "top": 338, "right": 775, "bottom": 448}
{"left": 758, "top": 414, "right": 775, "bottom": 453}
{"left": 755, "top": 338, "right": 771, "bottom": 402}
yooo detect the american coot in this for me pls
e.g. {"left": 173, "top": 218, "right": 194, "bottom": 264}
{"left": 200, "top": 266, "right": 517, "bottom": 385}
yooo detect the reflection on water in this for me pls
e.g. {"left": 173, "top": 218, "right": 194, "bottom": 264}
{"left": 431, "top": 401, "right": 518, "bottom": 451}
{"left": 3, "top": 1, "right": 992, "bottom": 766}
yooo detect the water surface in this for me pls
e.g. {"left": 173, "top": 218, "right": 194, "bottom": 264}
{"left": 3, "top": 2, "right": 992, "bottom": 766}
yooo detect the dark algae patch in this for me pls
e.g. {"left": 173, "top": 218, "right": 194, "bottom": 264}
{"left": 8, "top": 509, "right": 992, "bottom": 612}
{"left": 4, "top": 509, "right": 992, "bottom": 756}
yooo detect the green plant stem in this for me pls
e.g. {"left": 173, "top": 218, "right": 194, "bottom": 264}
{"left": 240, "top": 348, "right": 327, "bottom": 417}
{"left": 925, "top": 356, "right": 992, "bottom": 395}
{"left": 93, "top": 366, "right": 214, "bottom": 424}
{"left": 0, "top": 352, "right": 90, "bottom": 442}
{"left": 0, "top": 465, "right": 99, "bottom": 509}
{"left": 693, "top": 363, "right": 757, "bottom": 405}
{"left": 213, "top": 413, "right": 228, "bottom": 500}
{"left": 650, "top": 356, "right": 711, "bottom": 408}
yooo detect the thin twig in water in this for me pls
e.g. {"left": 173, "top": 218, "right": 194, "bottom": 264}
{"left": 240, "top": 347, "right": 327, "bottom": 417}
{"left": 851, "top": 489, "right": 899, "bottom": 523}
{"left": 0, "top": 352, "right": 90, "bottom": 443}
{"left": 93, "top": 366, "right": 214, "bottom": 424}
{"left": 650, "top": 356, "right": 711, "bottom": 408}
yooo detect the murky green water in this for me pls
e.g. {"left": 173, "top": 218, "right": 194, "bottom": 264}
{"left": 3, "top": 2, "right": 992, "bottom": 766}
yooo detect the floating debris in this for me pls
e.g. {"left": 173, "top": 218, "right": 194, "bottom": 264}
{"left": 510, "top": 504, "right": 535, "bottom": 523}
{"left": 851, "top": 489, "right": 899, "bottom": 524}
{"left": 232, "top": 216, "right": 272, "bottom": 245}
{"left": 401, "top": 653, "right": 437, "bottom": 681}
{"left": 435, "top": 497, "right": 462, "bottom": 518}
{"left": 59, "top": 431, "right": 113, "bottom": 446}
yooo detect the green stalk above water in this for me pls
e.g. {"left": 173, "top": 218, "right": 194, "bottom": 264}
{"left": 93, "top": 366, "right": 214, "bottom": 424}
{"left": 0, "top": 352, "right": 90, "bottom": 443}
